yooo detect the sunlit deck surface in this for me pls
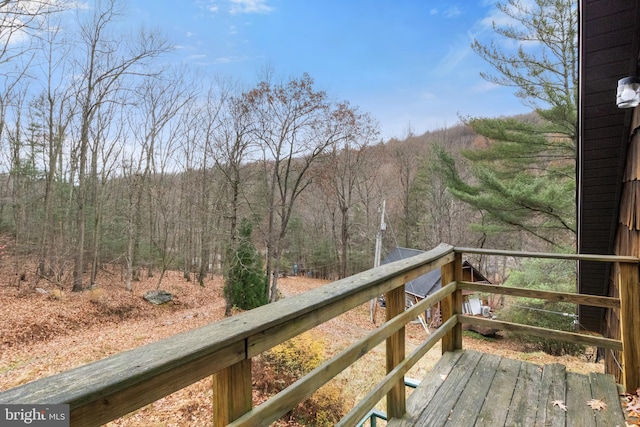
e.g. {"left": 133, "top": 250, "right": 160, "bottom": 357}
{"left": 387, "top": 350, "right": 626, "bottom": 427}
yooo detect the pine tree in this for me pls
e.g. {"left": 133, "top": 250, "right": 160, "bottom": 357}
{"left": 224, "top": 219, "right": 268, "bottom": 311}
{"left": 436, "top": 116, "right": 576, "bottom": 250}
{"left": 436, "top": 0, "right": 578, "bottom": 251}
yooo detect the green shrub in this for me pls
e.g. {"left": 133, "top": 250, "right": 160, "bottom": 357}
{"left": 496, "top": 258, "right": 584, "bottom": 356}
{"left": 254, "top": 332, "right": 348, "bottom": 425}
{"left": 224, "top": 219, "right": 268, "bottom": 310}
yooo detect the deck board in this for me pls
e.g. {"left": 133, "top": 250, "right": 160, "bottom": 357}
{"left": 475, "top": 357, "right": 522, "bottom": 426}
{"left": 590, "top": 372, "right": 626, "bottom": 426}
{"left": 387, "top": 350, "right": 626, "bottom": 427}
{"left": 535, "top": 363, "right": 567, "bottom": 427}
{"left": 444, "top": 353, "right": 501, "bottom": 426}
{"left": 504, "top": 361, "right": 542, "bottom": 426}
{"left": 566, "top": 372, "right": 596, "bottom": 427}
{"left": 412, "top": 350, "right": 482, "bottom": 426}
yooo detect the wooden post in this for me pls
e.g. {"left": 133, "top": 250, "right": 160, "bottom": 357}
{"left": 441, "top": 252, "right": 462, "bottom": 353}
{"left": 212, "top": 359, "right": 252, "bottom": 426}
{"left": 385, "top": 283, "right": 406, "bottom": 419}
{"left": 619, "top": 262, "right": 640, "bottom": 392}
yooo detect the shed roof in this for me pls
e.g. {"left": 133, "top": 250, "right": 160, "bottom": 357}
{"left": 382, "top": 247, "right": 489, "bottom": 298}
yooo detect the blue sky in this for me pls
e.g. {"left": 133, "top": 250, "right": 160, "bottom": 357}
{"left": 126, "top": 0, "right": 531, "bottom": 140}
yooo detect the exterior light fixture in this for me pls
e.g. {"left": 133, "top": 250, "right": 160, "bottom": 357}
{"left": 617, "top": 77, "right": 640, "bottom": 108}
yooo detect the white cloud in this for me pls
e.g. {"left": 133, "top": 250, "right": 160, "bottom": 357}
{"left": 229, "top": 0, "right": 273, "bottom": 15}
{"left": 470, "top": 81, "right": 500, "bottom": 93}
{"left": 215, "top": 55, "right": 249, "bottom": 63}
{"left": 430, "top": 8, "right": 438, "bottom": 15}
{"left": 421, "top": 91, "right": 437, "bottom": 100}
{"left": 437, "top": 39, "right": 472, "bottom": 74}
{"left": 195, "top": 1, "right": 220, "bottom": 14}
{"left": 444, "top": 6, "right": 461, "bottom": 18}
{"left": 478, "top": 0, "right": 538, "bottom": 31}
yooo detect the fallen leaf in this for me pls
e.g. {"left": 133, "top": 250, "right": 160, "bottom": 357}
{"left": 552, "top": 400, "right": 567, "bottom": 411}
{"left": 586, "top": 399, "right": 607, "bottom": 411}
{"left": 627, "top": 399, "right": 640, "bottom": 414}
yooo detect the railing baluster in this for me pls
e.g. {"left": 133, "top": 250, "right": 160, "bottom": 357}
{"left": 212, "top": 358, "right": 252, "bottom": 426}
{"left": 385, "top": 282, "right": 406, "bottom": 419}
{"left": 618, "top": 262, "right": 640, "bottom": 392}
{"left": 441, "top": 252, "right": 463, "bottom": 353}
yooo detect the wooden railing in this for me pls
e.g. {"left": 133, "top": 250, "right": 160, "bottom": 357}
{"left": 0, "top": 244, "right": 638, "bottom": 426}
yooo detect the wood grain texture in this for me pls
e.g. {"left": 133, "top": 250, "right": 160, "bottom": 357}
{"left": 212, "top": 359, "right": 252, "bottom": 426}
{"left": 460, "top": 315, "right": 623, "bottom": 351}
{"left": 619, "top": 261, "right": 640, "bottom": 392}
{"left": 460, "top": 281, "right": 621, "bottom": 309}
{"left": 386, "top": 283, "right": 406, "bottom": 419}
{"left": 388, "top": 350, "right": 626, "bottom": 427}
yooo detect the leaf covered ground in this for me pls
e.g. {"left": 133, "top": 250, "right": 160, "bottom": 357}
{"left": 0, "top": 270, "right": 618, "bottom": 426}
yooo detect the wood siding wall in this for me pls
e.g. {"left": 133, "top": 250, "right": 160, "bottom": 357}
{"left": 610, "top": 109, "right": 640, "bottom": 380}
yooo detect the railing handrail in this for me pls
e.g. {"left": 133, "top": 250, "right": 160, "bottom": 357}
{"left": 0, "top": 243, "right": 456, "bottom": 425}
{"left": 454, "top": 246, "right": 639, "bottom": 263}
{"left": 0, "top": 244, "right": 637, "bottom": 426}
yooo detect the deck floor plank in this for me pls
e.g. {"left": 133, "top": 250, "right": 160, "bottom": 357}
{"left": 504, "top": 361, "right": 543, "bottom": 426}
{"left": 401, "top": 350, "right": 463, "bottom": 424}
{"left": 387, "top": 350, "right": 626, "bottom": 427}
{"left": 475, "top": 357, "right": 522, "bottom": 427}
{"left": 589, "top": 372, "right": 626, "bottom": 427}
{"left": 566, "top": 372, "right": 596, "bottom": 427}
{"left": 412, "top": 350, "right": 482, "bottom": 426}
{"left": 444, "top": 353, "right": 501, "bottom": 426}
{"left": 535, "top": 363, "right": 567, "bottom": 427}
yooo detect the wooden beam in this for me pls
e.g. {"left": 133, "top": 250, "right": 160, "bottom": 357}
{"left": 619, "top": 262, "right": 640, "bottom": 392}
{"left": 0, "top": 243, "right": 455, "bottom": 426}
{"left": 228, "top": 284, "right": 457, "bottom": 427}
{"left": 338, "top": 316, "right": 457, "bottom": 427}
{"left": 213, "top": 359, "right": 252, "bottom": 426}
{"left": 459, "top": 281, "right": 621, "bottom": 309}
{"left": 385, "top": 283, "right": 406, "bottom": 419}
{"left": 459, "top": 315, "right": 622, "bottom": 351}
{"left": 247, "top": 246, "right": 456, "bottom": 357}
{"left": 454, "top": 247, "right": 638, "bottom": 264}
{"left": 441, "top": 253, "right": 463, "bottom": 353}
{"left": 9, "top": 340, "right": 245, "bottom": 427}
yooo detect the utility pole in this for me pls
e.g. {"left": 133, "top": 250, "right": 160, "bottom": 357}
{"left": 370, "top": 200, "right": 386, "bottom": 323}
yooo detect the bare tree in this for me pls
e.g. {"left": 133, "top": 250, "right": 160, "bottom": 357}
{"left": 122, "top": 69, "right": 193, "bottom": 290}
{"left": 245, "top": 72, "right": 353, "bottom": 302}
{"left": 391, "top": 130, "right": 422, "bottom": 247}
{"left": 205, "top": 81, "right": 261, "bottom": 313}
{"left": 33, "top": 17, "right": 76, "bottom": 280}
{"left": 315, "top": 103, "right": 379, "bottom": 278}
{"left": 69, "top": 0, "right": 170, "bottom": 291}
{"left": 0, "top": 1, "right": 70, "bottom": 166}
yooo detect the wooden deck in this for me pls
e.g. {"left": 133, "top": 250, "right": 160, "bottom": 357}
{"left": 387, "top": 350, "right": 627, "bottom": 427}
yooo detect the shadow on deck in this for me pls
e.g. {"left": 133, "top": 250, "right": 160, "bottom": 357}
{"left": 387, "top": 350, "right": 626, "bottom": 427}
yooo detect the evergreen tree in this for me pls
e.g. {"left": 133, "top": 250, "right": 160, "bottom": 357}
{"left": 436, "top": 116, "right": 576, "bottom": 250}
{"left": 436, "top": 0, "right": 578, "bottom": 251}
{"left": 498, "top": 258, "right": 582, "bottom": 355}
{"left": 224, "top": 219, "right": 268, "bottom": 311}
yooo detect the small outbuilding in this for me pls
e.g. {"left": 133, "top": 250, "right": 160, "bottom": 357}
{"left": 381, "top": 247, "right": 492, "bottom": 328}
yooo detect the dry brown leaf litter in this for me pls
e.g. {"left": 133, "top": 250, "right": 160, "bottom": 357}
{"left": 0, "top": 273, "right": 612, "bottom": 425}
{"left": 623, "top": 389, "right": 640, "bottom": 425}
